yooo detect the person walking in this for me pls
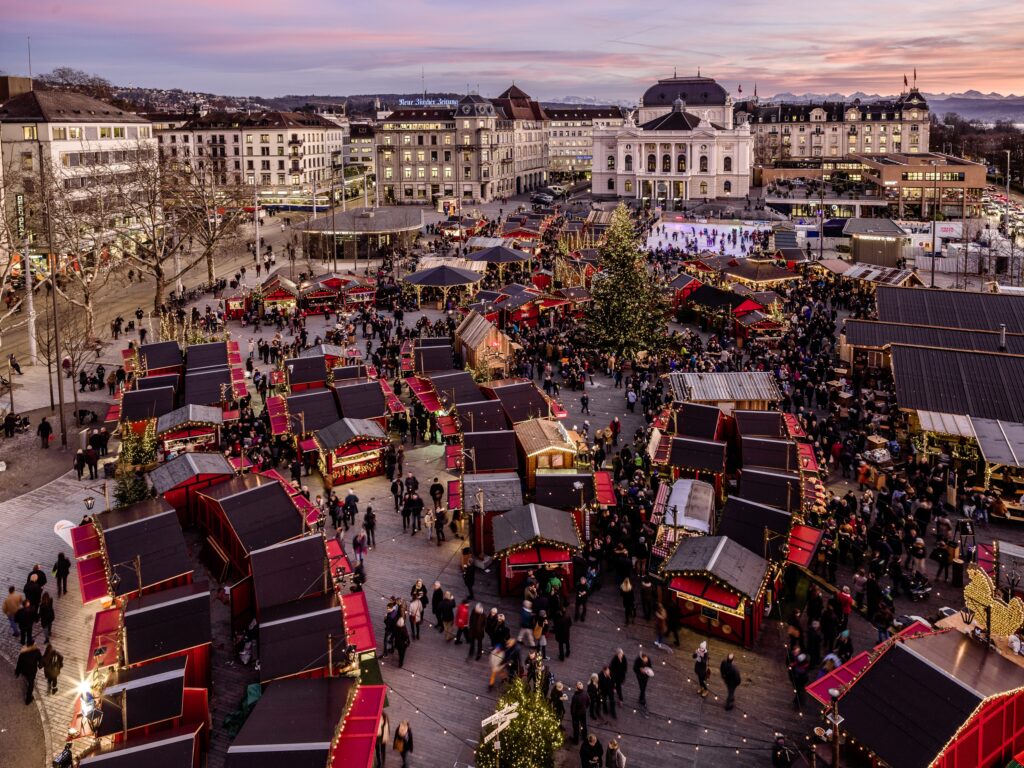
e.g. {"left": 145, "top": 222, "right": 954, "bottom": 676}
{"left": 609, "top": 649, "right": 627, "bottom": 703}
{"left": 394, "top": 618, "right": 410, "bottom": 668}
{"left": 407, "top": 593, "right": 423, "bottom": 640}
{"left": 37, "top": 417, "right": 53, "bottom": 449}
{"left": 468, "top": 603, "right": 487, "bottom": 660}
{"left": 633, "top": 652, "right": 653, "bottom": 711}
{"left": 363, "top": 507, "right": 376, "bottom": 549}
{"left": 15, "top": 640, "right": 42, "bottom": 704}
{"left": 554, "top": 611, "right": 572, "bottom": 660}
{"left": 570, "top": 681, "right": 590, "bottom": 744}
{"left": 74, "top": 450, "right": 86, "bottom": 480}
{"left": 619, "top": 577, "right": 635, "bottom": 626}
{"left": 598, "top": 666, "right": 617, "bottom": 719}
{"left": 4, "top": 585, "right": 23, "bottom": 636}
{"left": 693, "top": 641, "right": 710, "bottom": 697}
{"left": 720, "top": 653, "right": 742, "bottom": 711}
{"left": 51, "top": 554, "right": 69, "bottom": 599}
{"left": 42, "top": 642, "right": 63, "bottom": 695}
{"left": 38, "top": 592, "right": 54, "bottom": 644}
{"left": 15, "top": 599, "right": 36, "bottom": 645}
{"left": 605, "top": 738, "right": 627, "bottom": 767}
{"left": 392, "top": 720, "right": 413, "bottom": 767}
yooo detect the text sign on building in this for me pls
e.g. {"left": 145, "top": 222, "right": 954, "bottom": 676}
{"left": 15, "top": 193, "right": 25, "bottom": 239}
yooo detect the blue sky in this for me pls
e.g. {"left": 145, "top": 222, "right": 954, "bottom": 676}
{"left": 2, "top": 0, "right": 1022, "bottom": 99}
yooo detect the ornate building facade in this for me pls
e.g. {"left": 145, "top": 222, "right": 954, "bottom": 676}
{"left": 591, "top": 76, "right": 752, "bottom": 209}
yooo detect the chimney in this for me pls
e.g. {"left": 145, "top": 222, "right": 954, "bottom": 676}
{"left": 999, "top": 324, "right": 1007, "bottom": 352}
{"left": 0, "top": 75, "right": 33, "bottom": 102}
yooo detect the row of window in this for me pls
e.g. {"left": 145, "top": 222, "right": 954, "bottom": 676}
{"left": 607, "top": 154, "right": 733, "bottom": 173}
{"left": 21, "top": 125, "right": 152, "bottom": 141}
{"left": 603, "top": 178, "right": 729, "bottom": 195}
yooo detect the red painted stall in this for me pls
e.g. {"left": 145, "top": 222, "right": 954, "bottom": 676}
{"left": 492, "top": 503, "right": 581, "bottom": 596}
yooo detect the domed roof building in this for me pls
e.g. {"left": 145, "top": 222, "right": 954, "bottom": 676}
{"left": 592, "top": 74, "right": 752, "bottom": 210}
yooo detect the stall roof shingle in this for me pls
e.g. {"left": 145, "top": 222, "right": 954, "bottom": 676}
{"left": 667, "top": 436, "right": 727, "bottom": 473}
{"left": 121, "top": 387, "right": 176, "bottom": 422}
{"left": 138, "top": 341, "right": 183, "bottom": 371}
{"left": 843, "top": 319, "right": 1024, "bottom": 354}
{"left": 890, "top": 345, "right": 1024, "bottom": 422}
{"left": 455, "top": 400, "right": 511, "bottom": 432}
{"left": 184, "top": 341, "right": 228, "bottom": 371}
{"left": 287, "top": 389, "right": 342, "bottom": 432}
{"left": 876, "top": 286, "right": 1024, "bottom": 333}
{"left": 463, "top": 430, "right": 519, "bottom": 472}
{"left": 284, "top": 355, "right": 328, "bottom": 385}
{"left": 123, "top": 581, "right": 211, "bottom": 665}
{"left": 148, "top": 452, "right": 234, "bottom": 494}
{"left": 98, "top": 498, "right": 191, "bottom": 595}
{"left": 156, "top": 404, "right": 223, "bottom": 435}
{"left": 668, "top": 372, "right": 781, "bottom": 404}
{"left": 199, "top": 477, "right": 304, "bottom": 553}
{"left": 183, "top": 368, "right": 232, "bottom": 407}
{"left": 492, "top": 503, "right": 581, "bottom": 554}
{"left": 718, "top": 496, "right": 792, "bottom": 560}
{"left": 249, "top": 535, "right": 327, "bottom": 613}
{"left": 733, "top": 409, "right": 785, "bottom": 438}
{"left": 970, "top": 417, "right": 1024, "bottom": 468}
{"left": 334, "top": 381, "right": 386, "bottom": 419}
{"left": 258, "top": 593, "right": 344, "bottom": 683}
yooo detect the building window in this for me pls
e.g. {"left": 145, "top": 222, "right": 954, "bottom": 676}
{"left": 677, "top": 154, "right": 686, "bottom": 172}
{"left": 52, "top": 127, "right": 67, "bottom": 140}
{"left": 724, "top": 180, "right": 732, "bottom": 193}
{"left": 624, "top": 155, "right": 632, "bottom": 172}
{"left": 113, "top": 127, "right": 125, "bottom": 138}
{"left": 607, "top": 155, "right": 615, "bottom": 170}
{"left": 662, "top": 154, "right": 671, "bottom": 172}
{"left": 22, "top": 126, "right": 37, "bottom": 140}
{"left": 723, "top": 156, "right": 732, "bottom": 172}
{"left": 647, "top": 154, "right": 656, "bottom": 172}
{"left": 699, "top": 156, "right": 708, "bottom": 173}
{"left": 700, "top": 181, "right": 708, "bottom": 196}
{"left": 607, "top": 178, "right": 615, "bottom": 191}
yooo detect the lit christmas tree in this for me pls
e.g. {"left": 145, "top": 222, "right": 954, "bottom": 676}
{"left": 475, "top": 676, "right": 563, "bottom": 768}
{"left": 582, "top": 203, "right": 667, "bottom": 360}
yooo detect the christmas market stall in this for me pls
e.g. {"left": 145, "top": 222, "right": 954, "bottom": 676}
{"left": 284, "top": 355, "right": 329, "bottom": 392}
{"left": 717, "top": 495, "right": 794, "bottom": 563}
{"left": 334, "top": 380, "right": 389, "bottom": 426}
{"left": 660, "top": 535, "right": 771, "bottom": 647}
{"left": 461, "top": 430, "right": 520, "bottom": 474}
{"left": 651, "top": 434, "right": 728, "bottom": 497}
{"left": 455, "top": 310, "right": 515, "bottom": 378}
{"left": 121, "top": 580, "right": 213, "bottom": 687}
{"left": 733, "top": 409, "right": 786, "bottom": 439}
{"left": 667, "top": 371, "right": 782, "bottom": 414}
{"left": 648, "top": 479, "right": 716, "bottom": 571}
{"left": 225, "top": 676, "right": 386, "bottom": 768}
{"left": 721, "top": 260, "right": 800, "bottom": 291}
{"left": 465, "top": 244, "right": 533, "bottom": 281}
{"left": 402, "top": 264, "right": 483, "bottom": 309}
{"left": 492, "top": 502, "right": 582, "bottom": 595}
{"left": 258, "top": 591, "right": 346, "bottom": 684}
{"left": 135, "top": 341, "right": 184, "bottom": 378}
{"left": 737, "top": 467, "right": 803, "bottom": 513}
{"left": 314, "top": 418, "right": 389, "bottom": 487}
{"left": 247, "top": 534, "right": 328, "bottom": 620}
{"left": 223, "top": 287, "right": 250, "bottom": 321}
{"left": 666, "top": 272, "right": 703, "bottom": 310}
{"left": 455, "top": 399, "right": 511, "bottom": 433}
{"left": 155, "top": 404, "right": 223, "bottom": 455}
{"left": 827, "top": 627, "right": 1024, "bottom": 768}
{"left": 513, "top": 418, "right": 580, "bottom": 491}
{"left": 259, "top": 273, "right": 300, "bottom": 314}
{"left": 148, "top": 452, "right": 236, "bottom": 525}
{"left": 301, "top": 344, "right": 350, "bottom": 371}
{"left": 77, "top": 724, "right": 206, "bottom": 768}
{"left": 462, "top": 472, "right": 525, "bottom": 555}
{"left": 663, "top": 401, "right": 726, "bottom": 441}
{"left": 678, "top": 284, "right": 763, "bottom": 331}
{"left": 286, "top": 389, "right": 343, "bottom": 435}
{"left": 120, "top": 387, "right": 176, "bottom": 434}
{"left": 195, "top": 476, "right": 306, "bottom": 578}
{"left": 411, "top": 337, "right": 455, "bottom": 375}
{"left": 968, "top": 417, "right": 1024, "bottom": 506}
{"left": 533, "top": 469, "right": 617, "bottom": 542}
{"left": 299, "top": 278, "right": 340, "bottom": 316}
{"left": 428, "top": 369, "right": 484, "bottom": 409}
{"left": 482, "top": 378, "right": 556, "bottom": 423}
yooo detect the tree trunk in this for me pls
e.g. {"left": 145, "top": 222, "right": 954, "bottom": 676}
{"left": 206, "top": 248, "right": 215, "bottom": 286}
{"left": 152, "top": 267, "right": 166, "bottom": 316}
{"left": 82, "top": 292, "right": 95, "bottom": 343}
{"left": 71, "top": 368, "right": 81, "bottom": 428}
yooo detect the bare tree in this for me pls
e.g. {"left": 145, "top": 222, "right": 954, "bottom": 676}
{"left": 55, "top": 295, "right": 100, "bottom": 427}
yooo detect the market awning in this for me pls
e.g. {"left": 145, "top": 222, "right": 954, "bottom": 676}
{"left": 71, "top": 523, "right": 102, "bottom": 559}
{"left": 668, "top": 575, "right": 742, "bottom": 610}
{"left": 88, "top": 607, "right": 122, "bottom": 671}
{"left": 341, "top": 591, "right": 376, "bottom": 653}
{"left": 593, "top": 471, "right": 616, "bottom": 506}
{"left": 917, "top": 410, "right": 975, "bottom": 438}
{"left": 807, "top": 651, "right": 871, "bottom": 705}
{"left": 77, "top": 557, "right": 109, "bottom": 603}
{"left": 438, "top": 415, "right": 459, "bottom": 437}
{"left": 786, "top": 525, "right": 823, "bottom": 568}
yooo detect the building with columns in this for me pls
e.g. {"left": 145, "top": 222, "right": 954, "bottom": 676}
{"left": 591, "top": 75, "right": 752, "bottom": 209}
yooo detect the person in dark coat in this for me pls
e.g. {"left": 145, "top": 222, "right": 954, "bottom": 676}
{"left": 549, "top": 680, "right": 567, "bottom": 727}
{"left": 720, "top": 653, "right": 742, "bottom": 710}
{"left": 580, "top": 733, "right": 603, "bottom": 767}
{"left": 74, "top": 450, "right": 86, "bottom": 480}
{"left": 392, "top": 720, "right": 413, "bottom": 767}
{"left": 430, "top": 581, "right": 445, "bottom": 631}
{"left": 633, "top": 652, "right": 653, "bottom": 709}
{"left": 37, "top": 417, "right": 52, "bottom": 449}
{"left": 570, "top": 681, "right": 590, "bottom": 744}
{"left": 554, "top": 612, "right": 572, "bottom": 661}
{"left": 15, "top": 600, "right": 36, "bottom": 645}
{"left": 42, "top": 642, "right": 63, "bottom": 694}
{"left": 394, "top": 618, "right": 411, "bottom": 668}
{"left": 598, "top": 666, "right": 617, "bottom": 719}
{"left": 467, "top": 603, "right": 487, "bottom": 660}
{"left": 609, "top": 649, "right": 627, "bottom": 703}
{"left": 693, "top": 641, "right": 710, "bottom": 697}
{"left": 38, "top": 592, "right": 54, "bottom": 644}
{"left": 15, "top": 641, "right": 42, "bottom": 704}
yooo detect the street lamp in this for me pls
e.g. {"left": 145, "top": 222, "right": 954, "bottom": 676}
{"left": 84, "top": 496, "right": 96, "bottom": 512}
{"left": 826, "top": 687, "right": 844, "bottom": 768}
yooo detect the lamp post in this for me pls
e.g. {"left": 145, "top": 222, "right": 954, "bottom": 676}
{"left": 826, "top": 687, "right": 843, "bottom": 767}
{"left": 930, "top": 160, "right": 939, "bottom": 288}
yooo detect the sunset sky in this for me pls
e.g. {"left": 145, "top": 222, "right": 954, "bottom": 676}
{"left": 2, "top": 0, "right": 1023, "bottom": 100}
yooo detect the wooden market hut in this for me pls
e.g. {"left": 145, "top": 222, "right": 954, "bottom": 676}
{"left": 667, "top": 371, "right": 782, "bottom": 414}
{"left": 334, "top": 380, "right": 388, "bottom": 424}
{"left": 667, "top": 272, "right": 703, "bottom": 309}
{"left": 155, "top": 404, "right": 223, "bottom": 454}
{"left": 313, "top": 417, "right": 389, "bottom": 487}
{"left": 226, "top": 677, "right": 386, "bottom": 768}
{"left": 260, "top": 273, "right": 300, "bottom": 314}
{"left": 718, "top": 496, "right": 793, "bottom": 561}
{"left": 733, "top": 409, "right": 786, "bottom": 439}
{"left": 462, "top": 430, "right": 519, "bottom": 474}
{"left": 258, "top": 592, "right": 346, "bottom": 684}
{"left": 513, "top": 418, "right": 579, "bottom": 491}
{"left": 195, "top": 477, "right": 306, "bottom": 578}
{"left": 299, "top": 277, "right": 340, "bottom": 315}
{"left": 647, "top": 479, "right": 715, "bottom": 571}
{"left": 740, "top": 436, "right": 799, "bottom": 472}
{"left": 664, "top": 401, "right": 726, "bottom": 440}
{"left": 456, "top": 310, "right": 515, "bottom": 377}
{"left": 284, "top": 355, "right": 329, "bottom": 392}
{"left": 653, "top": 434, "right": 728, "bottom": 496}
{"left": 412, "top": 338, "right": 455, "bottom": 374}
{"left": 737, "top": 467, "right": 803, "bottom": 513}
{"left": 492, "top": 503, "right": 582, "bottom": 595}
{"left": 721, "top": 260, "right": 800, "bottom": 290}
{"left": 136, "top": 341, "right": 184, "bottom": 378}
{"left": 463, "top": 471, "right": 526, "bottom": 554}
{"left": 223, "top": 287, "right": 250, "bottom": 320}
{"left": 286, "top": 389, "right": 343, "bottom": 435}
{"left": 247, "top": 534, "right": 328, "bottom": 619}
{"left": 148, "top": 452, "right": 235, "bottom": 525}
{"left": 122, "top": 580, "right": 213, "bottom": 687}
{"left": 660, "top": 535, "right": 771, "bottom": 647}
{"left": 78, "top": 724, "right": 206, "bottom": 768}
{"left": 828, "top": 628, "right": 1024, "bottom": 768}
{"left": 482, "top": 379, "right": 553, "bottom": 423}
{"left": 402, "top": 264, "right": 483, "bottom": 308}
{"left": 455, "top": 399, "right": 511, "bottom": 433}
{"left": 121, "top": 387, "right": 176, "bottom": 433}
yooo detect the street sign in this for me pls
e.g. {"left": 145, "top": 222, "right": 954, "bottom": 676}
{"left": 15, "top": 194, "right": 25, "bottom": 239}
{"left": 480, "top": 702, "right": 518, "bottom": 728}
{"left": 482, "top": 715, "right": 516, "bottom": 743}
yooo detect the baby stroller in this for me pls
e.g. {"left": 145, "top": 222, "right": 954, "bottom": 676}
{"left": 907, "top": 572, "right": 933, "bottom": 602}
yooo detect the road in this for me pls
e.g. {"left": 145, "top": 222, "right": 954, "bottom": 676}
{"left": 0, "top": 654, "right": 46, "bottom": 768}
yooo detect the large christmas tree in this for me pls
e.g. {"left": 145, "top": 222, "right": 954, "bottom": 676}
{"left": 475, "top": 677, "right": 563, "bottom": 768}
{"left": 582, "top": 203, "right": 667, "bottom": 360}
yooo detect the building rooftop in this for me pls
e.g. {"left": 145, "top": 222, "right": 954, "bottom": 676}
{"left": 0, "top": 89, "right": 149, "bottom": 123}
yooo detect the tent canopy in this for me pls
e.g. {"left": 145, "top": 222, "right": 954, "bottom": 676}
{"left": 402, "top": 265, "right": 482, "bottom": 287}
{"left": 465, "top": 245, "right": 533, "bottom": 264}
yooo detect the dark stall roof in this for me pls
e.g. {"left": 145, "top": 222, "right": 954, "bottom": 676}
{"left": 315, "top": 417, "right": 387, "bottom": 451}
{"left": 661, "top": 535, "right": 769, "bottom": 600}
{"left": 136, "top": 374, "right": 179, "bottom": 392}
{"left": 259, "top": 593, "right": 344, "bottom": 683}
{"left": 456, "top": 400, "right": 510, "bottom": 432}
{"left": 227, "top": 677, "right": 355, "bottom": 767}
{"left": 249, "top": 535, "right": 327, "bottom": 613}
{"left": 148, "top": 452, "right": 234, "bottom": 494}
{"left": 138, "top": 341, "right": 182, "bottom": 371}
{"left": 414, "top": 345, "right": 454, "bottom": 374}
{"left": 668, "top": 436, "right": 727, "bottom": 473}
{"left": 685, "top": 284, "right": 755, "bottom": 311}
{"left": 414, "top": 336, "right": 453, "bottom": 348}
{"left": 487, "top": 382, "right": 550, "bottom": 423}
{"left": 123, "top": 581, "right": 211, "bottom": 665}
{"left": 183, "top": 368, "right": 232, "bottom": 407}
{"left": 492, "top": 503, "right": 581, "bottom": 554}
{"left": 678, "top": 402, "right": 723, "bottom": 439}
{"left": 121, "top": 387, "right": 176, "bottom": 422}
{"left": 284, "top": 355, "right": 328, "bottom": 385}
{"left": 79, "top": 725, "right": 200, "bottom": 768}
{"left": 723, "top": 261, "right": 797, "bottom": 284}
{"left": 842, "top": 319, "right": 1024, "bottom": 354}
{"left": 971, "top": 417, "right": 1024, "bottom": 468}
{"left": 876, "top": 286, "right": 1024, "bottom": 333}
{"left": 534, "top": 470, "right": 594, "bottom": 510}
{"left": 184, "top": 341, "right": 228, "bottom": 371}
{"left": 300, "top": 344, "right": 347, "bottom": 360}
{"left": 334, "top": 380, "right": 386, "bottom": 419}
{"left": 156, "top": 404, "right": 223, "bottom": 435}
{"left": 464, "top": 430, "right": 520, "bottom": 472}
{"left": 429, "top": 370, "right": 483, "bottom": 406}
{"left": 733, "top": 409, "right": 785, "bottom": 438}
{"left": 98, "top": 656, "right": 186, "bottom": 736}
{"left": 841, "top": 630, "right": 1024, "bottom": 768}
{"left": 890, "top": 345, "right": 1024, "bottom": 422}
{"left": 669, "top": 272, "right": 701, "bottom": 290}
{"left": 463, "top": 472, "right": 524, "bottom": 513}
{"left": 199, "top": 477, "right": 303, "bottom": 553}
{"left": 718, "top": 496, "right": 792, "bottom": 560}
{"left": 98, "top": 499, "right": 190, "bottom": 595}
{"left": 738, "top": 467, "right": 802, "bottom": 512}
{"left": 287, "top": 389, "right": 342, "bottom": 432}
{"left": 331, "top": 364, "right": 369, "bottom": 381}
{"left": 741, "top": 436, "right": 798, "bottom": 471}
